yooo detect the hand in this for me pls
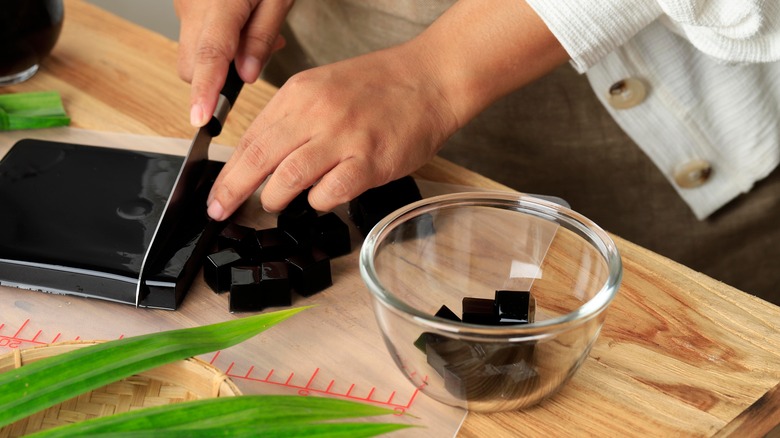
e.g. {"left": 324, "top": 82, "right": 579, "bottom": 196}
{"left": 205, "top": 43, "right": 461, "bottom": 220}
{"left": 175, "top": 0, "right": 293, "bottom": 127}
{"left": 199, "top": 0, "right": 567, "bottom": 221}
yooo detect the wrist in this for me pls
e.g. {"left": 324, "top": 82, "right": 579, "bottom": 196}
{"left": 407, "top": 0, "right": 569, "bottom": 126}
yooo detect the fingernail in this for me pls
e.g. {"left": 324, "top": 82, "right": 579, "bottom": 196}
{"left": 241, "top": 57, "right": 262, "bottom": 82}
{"left": 190, "top": 103, "right": 205, "bottom": 127}
{"left": 207, "top": 199, "right": 225, "bottom": 221}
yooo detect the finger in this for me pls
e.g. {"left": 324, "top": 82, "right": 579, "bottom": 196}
{"left": 207, "top": 116, "right": 311, "bottom": 221}
{"left": 272, "top": 34, "right": 288, "bottom": 52}
{"left": 176, "top": 23, "right": 197, "bottom": 82}
{"left": 306, "top": 157, "right": 383, "bottom": 212}
{"left": 206, "top": 109, "right": 277, "bottom": 197}
{"left": 189, "top": 5, "right": 255, "bottom": 127}
{"left": 259, "top": 139, "right": 343, "bottom": 212}
{"left": 174, "top": 1, "right": 203, "bottom": 83}
{"left": 206, "top": 85, "right": 293, "bottom": 189}
{"left": 235, "top": 0, "right": 294, "bottom": 83}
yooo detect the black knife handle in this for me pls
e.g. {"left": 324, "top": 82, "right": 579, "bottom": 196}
{"left": 206, "top": 61, "right": 244, "bottom": 137}
{"left": 220, "top": 61, "right": 244, "bottom": 109}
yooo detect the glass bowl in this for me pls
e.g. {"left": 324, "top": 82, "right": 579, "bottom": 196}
{"left": 359, "top": 191, "right": 622, "bottom": 412}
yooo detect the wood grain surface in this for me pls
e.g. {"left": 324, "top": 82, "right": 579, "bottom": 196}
{"left": 2, "top": 1, "right": 779, "bottom": 436}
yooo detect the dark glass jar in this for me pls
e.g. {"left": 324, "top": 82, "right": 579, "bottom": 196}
{"left": 0, "top": 0, "right": 64, "bottom": 85}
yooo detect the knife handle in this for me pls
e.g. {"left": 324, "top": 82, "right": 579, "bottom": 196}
{"left": 207, "top": 61, "right": 244, "bottom": 137}
{"left": 220, "top": 61, "right": 244, "bottom": 109}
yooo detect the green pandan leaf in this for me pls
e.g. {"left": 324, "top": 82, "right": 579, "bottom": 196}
{"left": 8, "top": 115, "right": 71, "bottom": 130}
{"left": 0, "top": 107, "right": 8, "bottom": 130}
{"left": 0, "top": 91, "right": 70, "bottom": 131}
{"left": 29, "top": 395, "right": 413, "bottom": 437}
{"left": 0, "top": 91, "right": 67, "bottom": 115}
{"left": 0, "top": 307, "right": 311, "bottom": 428}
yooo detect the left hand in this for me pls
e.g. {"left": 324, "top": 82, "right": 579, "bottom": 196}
{"left": 206, "top": 43, "right": 460, "bottom": 219}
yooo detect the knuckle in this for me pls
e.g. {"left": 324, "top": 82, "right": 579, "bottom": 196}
{"left": 214, "top": 179, "right": 239, "bottom": 206}
{"left": 281, "top": 72, "right": 311, "bottom": 94}
{"left": 243, "top": 31, "right": 278, "bottom": 51}
{"left": 195, "top": 43, "right": 230, "bottom": 65}
{"left": 318, "top": 170, "right": 355, "bottom": 205}
{"left": 353, "top": 147, "right": 391, "bottom": 185}
{"left": 274, "top": 158, "right": 308, "bottom": 190}
{"left": 238, "top": 0, "right": 256, "bottom": 15}
{"left": 236, "top": 135, "right": 270, "bottom": 170}
{"left": 376, "top": 158, "right": 399, "bottom": 185}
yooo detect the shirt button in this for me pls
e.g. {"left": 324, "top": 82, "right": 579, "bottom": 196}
{"left": 674, "top": 160, "right": 713, "bottom": 188}
{"left": 607, "top": 78, "right": 647, "bottom": 109}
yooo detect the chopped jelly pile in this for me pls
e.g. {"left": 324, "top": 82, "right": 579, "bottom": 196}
{"left": 207, "top": 176, "right": 426, "bottom": 313}
{"left": 416, "top": 290, "right": 538, "bottom": 401}
{"left": 204, "top": 191, "right": 350, "bottom": 313}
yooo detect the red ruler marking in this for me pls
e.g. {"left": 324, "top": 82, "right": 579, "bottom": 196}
{"left": 12, "top": 319, "right": 29, "bottom": 338}
{"left": 0, "top": 319, "right": 124, "bottom": 350}
{"left": 0, "top": 320, "right": 424, "bottom": 414}
{"left": 207, "top": 352, "right": 426, "bottom": 414}
{"left": 304, "top": 368, "right": 318, "bottom": 389}
{"left": 0, "top": 319, "right": 66, "bottom": 349}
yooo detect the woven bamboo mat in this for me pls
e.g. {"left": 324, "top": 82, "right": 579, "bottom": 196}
{"left": 0, "top": 341, "right": 240, "bottom": 437}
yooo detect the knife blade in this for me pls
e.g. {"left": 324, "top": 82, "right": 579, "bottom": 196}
{"left": 135, "top": 63, "right": 244, "bottom": 306}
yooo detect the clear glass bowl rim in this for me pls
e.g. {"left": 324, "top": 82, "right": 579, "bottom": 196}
{"left": 359, "top": 191, "right": 623, "bottom": 339}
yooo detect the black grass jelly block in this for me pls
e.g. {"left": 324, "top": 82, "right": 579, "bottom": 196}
{"left": 414, "top": 331, "right": 447, "bottom": 355}
{"left": 311, "top": 212, "right": 351, "bottom": 258}
{"left": 432, "top": 340, "right": 539, "bottom": 401}
{"left": 462, "top": 297, "right": 500, "bottom": 325}
{"left": 414, "top": 333, "right": 435, "bottom": 354}
{"left": 413, "top": 305, "right": 460, "bottom": 353}
{"left": 244, "top": 227, "right": 299, "bottom": 262}
{"left": 228, "top": 266, "right": 261, "bottom": 312}
{"left": 277, "top": 188, "right": 318, "bottom": 242}
{"left": 348, "top": 175, "right": 422, "bottom": 236}
{"left": 424, "top": 337, "right": 462, "bottom": 377}
{"left": 443, "top": 357, "right": 540, "bottom": 402}
{"left": 285, "top": 247, "right": 332, "bottom": 297}
{"left": 258, "top": 261, "right": 293, "bottom": 307}
{"left": 203, "top": 248, "right": 243, "bottom": 293}
{"left": 216, "top": 222, "right": 255, "bottom": 254}
{"left": 495, "top": 290, "right": 535, "bottom": 325}
{"left": 228, "top": 262, "right": 292, "bottom": 312}
{"left": 435, "top": 304, "right": 461, "bottom": 322}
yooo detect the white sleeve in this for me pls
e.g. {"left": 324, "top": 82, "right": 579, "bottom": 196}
{"left": 525, "top": 0, "right": 780, "bottom": 72}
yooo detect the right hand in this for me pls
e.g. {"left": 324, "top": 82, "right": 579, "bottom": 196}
{"left": 174, "top": 0, "right": 293, "bottom": 127}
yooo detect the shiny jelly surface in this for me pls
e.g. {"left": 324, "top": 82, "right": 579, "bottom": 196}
{"left": 0, "top": 139, "right": 180, "bottom": 280}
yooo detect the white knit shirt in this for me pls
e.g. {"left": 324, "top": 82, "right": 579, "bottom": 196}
{"left": 526, "top": 0, "right": 780, "bottom": 219}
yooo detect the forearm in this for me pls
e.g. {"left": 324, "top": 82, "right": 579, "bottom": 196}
{"left": 404, "top": 0, "right": 569, "bottom": 127}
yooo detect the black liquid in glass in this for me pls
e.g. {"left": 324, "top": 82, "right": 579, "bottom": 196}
{"left": 0, "top": 0, "right": 63, "bottom": 78}
{"left": 0, "top": 139, "right": 223, "bottom": 309}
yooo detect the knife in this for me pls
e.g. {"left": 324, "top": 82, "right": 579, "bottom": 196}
{"left": 135, "top": 62, "right": 244, "bottom": 306}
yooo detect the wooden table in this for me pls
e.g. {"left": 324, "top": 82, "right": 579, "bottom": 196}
{"left": 3, "top": 1, "right": 779, "bottom": 436}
